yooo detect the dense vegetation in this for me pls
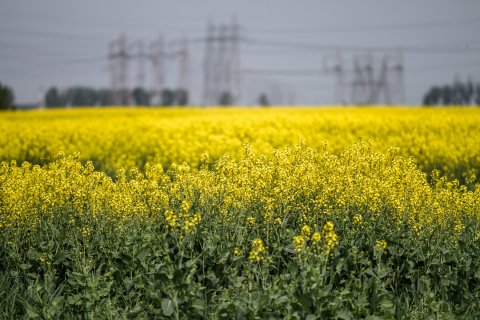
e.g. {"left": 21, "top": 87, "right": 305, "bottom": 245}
{"left": 1, "top": 108, "right": 480, "bottom": 318}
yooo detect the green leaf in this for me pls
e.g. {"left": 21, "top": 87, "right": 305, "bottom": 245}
{"left": 417, "top": 276, "right": 430, "bottom": 294}
{"left": 283, "top": 244, "right": 296, "bottom": 254}
{"left": 229, "top": 275, "right": 245, "bottom": 288}
{"left": 173, "top": 269, "right": 184, "bottom": 283}
{"left": 236, "top": 305, "right": 246, "bottom": 320}
{"left": 335, "top": 310, "right": 353, "bottom": 320}
{"left": 161, "top": 298, "right": 174, "bottom": 317}
{"left": 127, "top": 305, "right": 144, "bottom": 318}
{"left": 53, "top": 251, "right": 68, "bottom": 264}
{"left": 23, "top": 303, "right": 40, "bottom": 318}
{"left": 133, "top": 274, "right": 144, "bottom": 289}
{"left": 192, "top": 298, "right": 205, "bottom": 311}
{"left": 97, "top": 287, "right": 110, "bottom": 297}
{"left": 275, "top": 295, "right": 289, "bottom": 305}
{"left": 298, "top": 294, "right": 311, "bottom": 309}
{"left": 207, "top": 271, "right": 219, "bottom": 285}
{"left": 258, "top": 294, "right": 269, "bottom": 307}
{"left": 19, "top": 263, "right": 32, "bottom": 270}
{"left": 380, "top": 299, "right": 394, "bottom": 309}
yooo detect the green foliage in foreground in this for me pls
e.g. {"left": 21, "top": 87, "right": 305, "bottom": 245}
{"left": 2, "top": 217, "right": 480, "bottom": 319}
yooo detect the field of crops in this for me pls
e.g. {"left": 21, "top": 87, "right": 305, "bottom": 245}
{"left": 1, "top": 107, "right": 480, "bottom": 319}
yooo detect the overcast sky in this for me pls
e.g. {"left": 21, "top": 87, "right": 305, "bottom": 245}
{"left": 1, "top": 0, "right": 480, "bottom": 105}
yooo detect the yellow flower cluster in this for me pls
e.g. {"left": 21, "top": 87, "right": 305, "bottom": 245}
{"left": 311, "top": 232, "right": 322, "bottom": 243}
{"left": 234, "top": 247, "right": 242, "bottom": 256}
{"left": 164, "top": 207, "right": 202, "bottom": 235}
{"left": 293, "top": 222, "right": 339, "bottom": 255}
{"left": 0, "top": 109, "right": 479, "bottom": 259}
{"left": 1, "top": 139, "right": 478, "bottom": 246}
{"left": 375, "top": 240, "right": 388, "bottom": 253}
{"left": 248, "top": 238, "right": 266, "bottom": 262}
{"left": 293, "top": 235, "right": 306, "bottom": 253}
{"left": 81, "top": 227, "right": 90, "bottom": 237}
{"left": 164, "top": 210, "right": 178, "bottom": 229}
{"left": 322, "top": 222, "right": 339, "bottom": 254}
{"left": 353, "top": 214, "right": 363, "bottom": 225}
{"left": 184, "top": 213, "right": 202, "bottom": 234}
{"left": 301, "top": 225, "right": 311, "bottom": 237}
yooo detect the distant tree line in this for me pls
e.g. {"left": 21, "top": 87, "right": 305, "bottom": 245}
{"left": 44, "top": 86, "right": 189, "bottom": 107}
{"left": 423, "top": 79, "right": 480, "bottom": 106}
{"left": 0, "top": 82, "right": 15, "bottom": 110}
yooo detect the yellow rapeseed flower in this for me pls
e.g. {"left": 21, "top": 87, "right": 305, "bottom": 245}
{"left": 353, "top": 214, "right": 363, "bottom": 225}
{"left": 293, "top": 235, "right": 306, "bottom": 253}
{"left": 301, "top": 225, "right": 311, "bottom": 238}
{"left": 249, "top": 238, "right": 266, "bottom": 262}
{"left": 375, "top": 240, "right": 388, "bottom": 252}
{"left": 234, "top": 247, "right": 242, "bottom": 256}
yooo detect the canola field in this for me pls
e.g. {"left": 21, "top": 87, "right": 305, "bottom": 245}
{"left": 1, "top": 107, "right": 480, "bottom": 319}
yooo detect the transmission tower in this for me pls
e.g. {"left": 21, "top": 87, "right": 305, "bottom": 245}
{"left": 203, "top": 21, "right": 215, "bottom": 105}
{"left": 136, "top": 41, "right": 146, "bottom": 89}
{"left": 351, "top": 54, "right": 369, "bottom": 105}
{"left": 324, "top": 49, "right": 347, "bottom": 104}
{"left": 177, "top": 35, "right": 190, "bottom": 92}
{"left": 348, "top": 51, "right": 405, "bottom": 105}
{"left": 149, "top": 35, "right": 166, "bottom": 105}
{"left": 231, "top": 18, "right": 241, "bottom": 104}
{"left": 108, "top": 32, "right": 193, "bottom": 106}
{"left": 108, "top": 33, "right": 131, "bottom": 105}
{"left": 202, "top": 18, "right": 242, "bottom": 105}
{"left": 386, "top": 50, "right": 405, "bottom": 104}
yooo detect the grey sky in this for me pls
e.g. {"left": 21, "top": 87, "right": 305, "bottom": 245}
{"left": 1, "top": 0, "right": 480, "bottom": 105}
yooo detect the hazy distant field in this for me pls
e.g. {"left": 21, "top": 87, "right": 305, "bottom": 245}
{"left": 1, "top": 107, "right": 479, "bottom": 182}
{"left": 1, "top": 107, "right": 480, "bottom": 318}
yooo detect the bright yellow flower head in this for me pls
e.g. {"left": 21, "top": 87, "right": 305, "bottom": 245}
{"left": 293, "top": 235, "right": 306, "bottom": 253}
{"left": 301, "top": 225, "right": 311, "bottom": 237}
{"left": 249, "top": 238, "right": 266, "bottom": 262}
{"left": 375, "top": 240, "right": 388, "bottom": 252}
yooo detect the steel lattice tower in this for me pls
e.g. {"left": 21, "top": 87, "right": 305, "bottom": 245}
{"left": 202, "top": 18, "right": 242, "bottom": 105}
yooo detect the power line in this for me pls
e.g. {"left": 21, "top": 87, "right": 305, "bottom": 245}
{"left": 243, "top": 69, "right": 330, "bottom": 76}
{"left": 3, "top": 67, "right": 109, "bottom": 80}
{"left": 0, "top": 56, "right": 105, "bottom": 75}
{"left": 409, "top": 60, "right": 480, "bottom": 71}
{"left": 0, "top": 43, "right": 105, "bottom": 60}
{"left": 0, "top": 26, "right": 106, "bottom": 41}
{"left": 249, "top": 16, "right": 480, "bottom": 34}
{"left": 243, "top": 37, "right": 480, "bottom": 54}
{"left": 2, "top": 13, "right": 206, "bottom": 34}
{"left": 243, "top": 61, "right": 480, "bottom": 77}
